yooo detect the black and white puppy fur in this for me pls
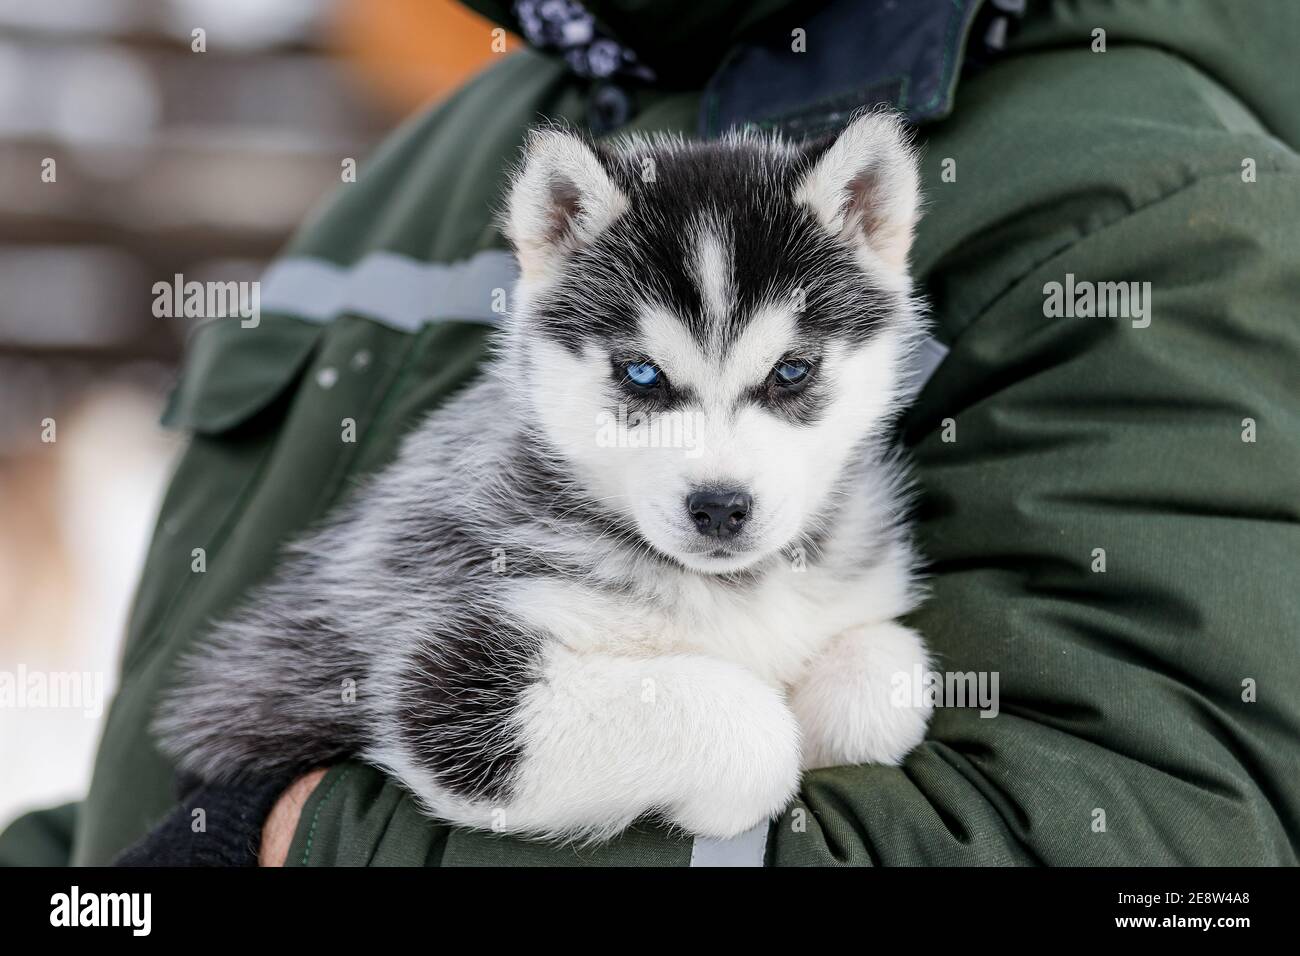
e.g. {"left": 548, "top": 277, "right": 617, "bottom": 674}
{"left": 156, "top": 111, "right": 933, "bottom": 841}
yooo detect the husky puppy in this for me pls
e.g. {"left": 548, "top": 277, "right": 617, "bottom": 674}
{"left": 157, "top": 112, "right": 932, "bottom": 841}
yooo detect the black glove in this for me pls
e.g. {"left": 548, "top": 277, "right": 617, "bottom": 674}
{"left": 114, "top": 771, "right": 296, "bottom": 867}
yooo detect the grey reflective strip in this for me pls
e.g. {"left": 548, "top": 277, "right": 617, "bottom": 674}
{"left": 256, "top": 249, "right": 954, "bottom": 398}
{"left": 689, "top": 820, "right": 770, "bottom": 867}
{"left": 258, "top": 250, "right": 518, "bottom": 331}
{"left": 901, "top": 333, "right": 950, "bottom": 401}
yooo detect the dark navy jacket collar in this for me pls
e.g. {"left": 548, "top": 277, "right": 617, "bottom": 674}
{"left": 701, "top": 0, "right": 984, "bottom": 137}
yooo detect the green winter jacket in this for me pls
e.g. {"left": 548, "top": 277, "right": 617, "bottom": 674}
{"left": 5, "top": 0, "right": 1297, "bottom": 866}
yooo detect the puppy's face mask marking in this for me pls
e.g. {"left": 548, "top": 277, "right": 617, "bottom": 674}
{"left": 504, "top": 116, "right": 922, "bottom": 574}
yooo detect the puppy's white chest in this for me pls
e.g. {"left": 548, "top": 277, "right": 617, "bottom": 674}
{"left": 659, "top": 569, "right": 866, "bottom": 684}
{"left": 508, "top": 566, "right": 877, "bottom": 687}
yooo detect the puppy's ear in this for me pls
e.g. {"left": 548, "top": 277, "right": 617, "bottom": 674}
{"left": 505, "top": 127, "right": 628, "bottom": 281}
{"left": 793, "top": 111, "right": 921, "bottom": 280}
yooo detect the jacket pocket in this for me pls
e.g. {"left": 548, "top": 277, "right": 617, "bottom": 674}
{"left": 160, "top": 315, "right": 322, "bottom": 434}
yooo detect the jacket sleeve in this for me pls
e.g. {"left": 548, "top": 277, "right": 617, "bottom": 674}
{"left": 770, "top": 159, "right": 1300, "bottom": 863}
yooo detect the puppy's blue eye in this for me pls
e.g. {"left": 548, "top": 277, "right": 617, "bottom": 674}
{"left": 774, "top": 360, "right": 809, "bottom": 385}
{"left": 625, "top": 362, "right": 661, "bottom": 387}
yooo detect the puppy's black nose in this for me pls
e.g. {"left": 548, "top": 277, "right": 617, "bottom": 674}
{"left": 686, "top": 489, "right": 752, "bottom": 539}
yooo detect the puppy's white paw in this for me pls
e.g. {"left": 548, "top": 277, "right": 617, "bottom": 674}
{"left": 666, "top": 670, "right": 802, "bottom": 839}
{"left": 790, "top": 621, "right": 932, "bottom": 770}
{"left": 495, "top": 649, "right": 801, "bottom": 841}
